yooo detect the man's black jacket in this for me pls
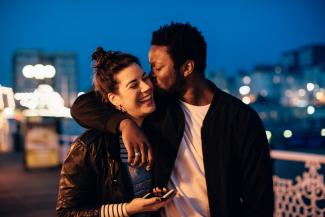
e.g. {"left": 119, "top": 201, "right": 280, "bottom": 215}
{"left": 71, "top": 83, "right": 274, "bottom": 217}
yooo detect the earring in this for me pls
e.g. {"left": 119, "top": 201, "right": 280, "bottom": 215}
{"left": 118, "top": 105, "right": 126, "bottom": 113}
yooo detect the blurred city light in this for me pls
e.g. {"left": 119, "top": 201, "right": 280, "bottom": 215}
{"left": 0, "top": 86, "right": 15, "bottom": 109}
{"left": 260, "top": 89, "right": 268, "bottom": 97}
{"left": 77, "top": 92, "right": 85, "bottom": 97}
{"left": 296, "top": 100, "right": 308, "bottom": 108}
{"left": 306, "top": 83, "right": 315, "bottom": 92}
{"left": 270, "top": 111, "right": 278, "bottom": 119}
{"left": 239, "top": 85, "right": 250, "bottom": 95}
{"left": 315, "top": 89, "right": 325, "bottom": 104}
{"left": 15, "top": 84, "right": 70, "bottom": 118}
{"left": 321, "top": 128, "right": 325, "bottom": 137}
{"left": 307, "top": 106, "right": 315, "bottom": 115}
{"left": 242, "top": 96, "right": 251, "bottom": 104}
{"left": 22, "top": 64, "right": 56, "bottom": 79}
{"left": 298, "top": 89, "right": 306, "bottom": 97}
{"left": 266, "top": 130, "right": 272, "bottom": 141}
{"left": 283, "top": 130, "right": 293, "bottom": 138}
{"left": 286, "top": 76, "right": 294, "bottom": 84}
{"left": 274, "top": 66, "right": 282, "bottom": 74}
{"left": 273, "top": 75, "right": 281, "bottom": 84}
{"left": 22, "top": 65, "right": 34, "bottom": 78}
{"left": 242, "top": 76, "right": 251, "bottom": 84}
{"left": 3, "top": 107, "right": 15, "bottom": 118}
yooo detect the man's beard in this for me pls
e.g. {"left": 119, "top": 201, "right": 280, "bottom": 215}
{"left": 151, "top": 69, "right": 185, "bottom": 97}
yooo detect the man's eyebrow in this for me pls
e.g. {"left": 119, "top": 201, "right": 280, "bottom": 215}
{"left": 150, "top": 62, "right": 163, "bottom": 67}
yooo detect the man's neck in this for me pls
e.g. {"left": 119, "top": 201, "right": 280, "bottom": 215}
{"left": 180, "top": 77, "right": 214, "bottom": 106}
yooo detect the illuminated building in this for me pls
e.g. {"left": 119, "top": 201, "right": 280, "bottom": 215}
{"left": 13, "top": 50, "right": 77, "bottom": 106}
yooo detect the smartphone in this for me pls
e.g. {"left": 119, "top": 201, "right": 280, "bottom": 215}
{"left": 142, "top": 189, "right": 176, "bottom": 201}
{"left": 160, "top": 189, "right": 176, "bottom": 201}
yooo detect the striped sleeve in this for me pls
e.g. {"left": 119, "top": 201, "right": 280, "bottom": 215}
{"left": 100, "top": 203, "right": 129, "bottom": 217}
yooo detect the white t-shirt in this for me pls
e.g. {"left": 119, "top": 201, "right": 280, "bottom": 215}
{"left": 162, "top": 100, "right": 211, "bottom": 217}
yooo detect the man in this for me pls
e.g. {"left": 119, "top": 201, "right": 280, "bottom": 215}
{"left": 71, "top": 22, "right": 274, "bottom": 217}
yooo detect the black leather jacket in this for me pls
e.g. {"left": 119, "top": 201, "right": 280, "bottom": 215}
{"left": 56, "top": 129, "right": 136, "bottom": 217}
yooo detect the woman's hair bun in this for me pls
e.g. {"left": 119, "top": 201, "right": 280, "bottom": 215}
{"left": 92, "top": 46, "right": 106, "bottom": 63}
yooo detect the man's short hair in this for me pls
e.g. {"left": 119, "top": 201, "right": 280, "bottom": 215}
{"left": 151, "top": 22, "right": 207, "bottom": 75}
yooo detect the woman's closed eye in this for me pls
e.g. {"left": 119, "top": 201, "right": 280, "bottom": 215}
{"left": 129, "top": 81, "right": 138, "bottom": 89}
{"left": 127, "top": 72, "right": 149, "bottom": 89}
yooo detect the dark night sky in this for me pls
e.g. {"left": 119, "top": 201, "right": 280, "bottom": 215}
{"left": 1, "top": 0, "right": 325, "bottom": 91}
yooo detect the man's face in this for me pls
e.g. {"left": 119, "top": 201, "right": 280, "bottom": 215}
{"left": 148, "top": 45, "right": 184, "bottom": 94}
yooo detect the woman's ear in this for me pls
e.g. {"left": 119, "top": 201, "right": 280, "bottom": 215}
{"left": 181, "top": 60, "right": 195, "bottom": 77}
{"left": 107, "top": 92, "right": 120, "bottom": 107}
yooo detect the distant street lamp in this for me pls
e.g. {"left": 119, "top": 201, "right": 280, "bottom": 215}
{"left": 306, "top": 83, "right": 315, "bottom": 92}
{"left": 242, "top": 76, "right": 251, "bottom": 85}
{"left": 321, "top": 129, "right": 325, "bottom": 137}
{"left": 283, "top": 130, "right": 293, "bottom": 138}
{"left": 239, "top": 85, "right": 250, "bottom": 95}
{"left": 22, "top": 64, "right": 56, "bottom": 79}
{"left": 266, "top": 130, "right": 272, "bottom": 141}
{"left": 307, "top": 106, "right": 315, "bottom": 115}
{"left": 242, "top": 96, "right": 251, "bottom": 104}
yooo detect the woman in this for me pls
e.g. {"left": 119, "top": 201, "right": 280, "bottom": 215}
{"left": 56, "top": 47, "right": 169, "bottom": 217}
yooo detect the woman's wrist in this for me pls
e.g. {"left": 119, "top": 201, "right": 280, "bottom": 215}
{"left": 125, "top": 202, "right": 134, "bottom": 216}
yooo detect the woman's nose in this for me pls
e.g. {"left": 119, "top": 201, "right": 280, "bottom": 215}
{"left": 140, "top": 80, "right": 152, "bottom": 93}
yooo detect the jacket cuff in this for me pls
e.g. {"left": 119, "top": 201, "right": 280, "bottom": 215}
{"left": 106, "top": 113, "right": 130, "bottom": 134}
{"left": 100, "top": 203, "right": 129, "bottom": 217}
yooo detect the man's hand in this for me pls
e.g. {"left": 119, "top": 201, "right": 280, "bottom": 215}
{"left": 119, "top": 119, "right": 153, "bottom": 170}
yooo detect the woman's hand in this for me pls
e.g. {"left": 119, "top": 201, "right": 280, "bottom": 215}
{"left": 125, "top": 197, "right": 170, "bottom": 215}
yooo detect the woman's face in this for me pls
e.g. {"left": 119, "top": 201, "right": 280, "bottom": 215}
{"left": 108, "top": 63, "right": 155, "bottom": 124}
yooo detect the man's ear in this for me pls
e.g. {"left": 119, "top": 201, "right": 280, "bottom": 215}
{"left": 181, "top": 60, "right": 195, "bottom": 77}
{"left": 107, "top": 92, "right": 120, "bottom": 107}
